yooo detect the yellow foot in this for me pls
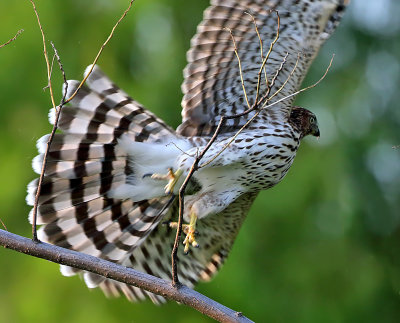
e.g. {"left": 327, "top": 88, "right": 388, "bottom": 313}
{"left": 150, "top": 168, "right": 183, "bottom": 195}
{"left": 169, "top": 213, "right": 199, "bottom": 254}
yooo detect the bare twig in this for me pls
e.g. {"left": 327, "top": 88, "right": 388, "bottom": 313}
{"left": 214, "top": 11, "right": 281, "bottom": 124}
{"left": 166, "top": 142, "right": 196, "bottom": 158}
{"left": 0, "top": 29, "right": 24, "bottom": 49}
{"left": 199, "top": 50, "right": 291, "bottom": 169}
{"left": 225, "top": 28, "right": 251, "bottom": 109}
{"left": 0, "top": 219, "right": 7, "bottom": 231}
{"left": 0, "top": 230, "right": 253, "bottom": 323}
{"left": 42, "top": 54, "right": 56, "bottom": 91}
{"left": 30, "top": 0, "right": 56, "bottom": 109}
{"left": 50, "top": 41, "right": 68, "bottom": 89}
{"left": 245, "top": 12, "right": 268, "bottom": 90}
{"left": 268, "top": 52, "right": 299, "bottom": 101}
{"left": 171, "top": 157, "right": 198, "bottom": 285}
{"left": 255, "top": 10, "right": 280, "bottom": 105}
{"left": 269, "top": 52, "right": 289, "bottom": 93}
{"left": 64, "top": 0, "right": 135, "bottom": 104}
{"left": 29, "top": 0, "right": 57, "bottom": 241}
{"left": 260, "top": 54, "right": 335, "bottom": 111}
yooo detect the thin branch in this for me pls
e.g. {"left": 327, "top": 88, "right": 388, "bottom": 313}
{"left": 0, "top": 219, "right": 7, "bottom": 231}
{"left": 42, "top": 54, "right": 56, "bottom": 91}
{"left": 166, "top": 142, "right": 196, "bottom": 158}
{"left": 0, "top": 230, "right": 253, "bottom": 323}
{"left": 245, "top": 12, "right": 268, "bottom": 91}
{"left": 171, "top": 157, "right": 198, "bottom": 285}
{"left": 268, "top": 52, "right": 289, "bottom": 93}
{"left": 0, "top": 29, "right": 24, "bottom": 49}
{"left": 64, "top": 0, "right": 135, "bottom": 104}
{"left": 255, "top": 10, "right": 280, "bottom": 105}
{"left": 50, "top": 41, "right": 68, "bottom": 88}
{"left": 199, "top": 52, "right": 290, "bottom": 169}
{"left": 30, "top": 0, "right": 56, "bottom": 109}
{"left": 225, "top": 28, "right": 251, "bottom": 109}
{"left": 209, "top": 11, "right": 281, "bottom": 124}
{"left": 260, "top": 54, "right": 335, "bottom": 111}
{"left": 30, "top": 0, "right": 58, "bottom": 241}
{"left": 268, "top": 52, "right": 299, "bottom": 101}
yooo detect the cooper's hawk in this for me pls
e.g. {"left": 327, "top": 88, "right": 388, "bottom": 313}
{"left": 27, "top": 0, "right": 348, "bottom": 303}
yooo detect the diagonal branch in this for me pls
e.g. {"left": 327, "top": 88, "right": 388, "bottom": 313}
{"left": 64, "top": 0, "right": 135, "bottom": 104}
{"left": 0, "top": 229, "right": 253, "bottom": 323}
{"left": 30, "top": 0, "right": 56, "bottom": 109}
{"left": 224, "top": 28, "right": 251, "bottom": 109}
{"left": 0, "top": 29, "right": 24, "bottom": 49}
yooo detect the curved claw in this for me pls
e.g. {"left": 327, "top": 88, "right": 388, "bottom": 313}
{"left": 164, "top": 168, "right": 183, "bottom": 195}
{"left": 169, "top": 212, "right": 199, "bottom": 255}
{"left": 146, "top": 168, "right": 183, "bottom": 195}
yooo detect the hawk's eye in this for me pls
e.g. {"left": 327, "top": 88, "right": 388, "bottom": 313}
{"left": 310, "top": 116, "right": 316, "bottom": 124}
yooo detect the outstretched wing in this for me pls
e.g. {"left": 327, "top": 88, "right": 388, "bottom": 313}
{"left": 178, "top": 0, "right": 348, "bottom": 136}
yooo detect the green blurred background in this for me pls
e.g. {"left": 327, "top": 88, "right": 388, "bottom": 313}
{"left": 0, "top": 1, "right": 399, "bottom": 322}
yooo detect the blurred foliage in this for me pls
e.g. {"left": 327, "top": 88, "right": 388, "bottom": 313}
{"left": 0, "top": 0, "right": 399, "bottom": 322}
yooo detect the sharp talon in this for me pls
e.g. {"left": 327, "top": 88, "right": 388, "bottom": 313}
{"left": 142, "top": 173, "right": 153, "bottom": 179}
{"left": 170, "top": 212, "right": 199, "bottom": 254}
{"left": 148, "top": 168, "right": 183, "bottom": 195}
{"left": 162, "top": 220, "right": 170, "bottom": 226}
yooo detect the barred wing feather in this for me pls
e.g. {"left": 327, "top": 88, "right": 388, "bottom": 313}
{"left": 178, "top": 0, "right": 348, "bottom": 136}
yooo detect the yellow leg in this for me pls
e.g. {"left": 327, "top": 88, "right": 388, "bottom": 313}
{"left": 150, "top": 168, "right": 183, "bottom": 195}
{"left": 169, "top": 212, "right": 199, "bottom": 254}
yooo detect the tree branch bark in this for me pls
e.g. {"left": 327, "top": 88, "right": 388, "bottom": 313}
{"left": 0, "top": 229, "right": 253, "bottom": 323}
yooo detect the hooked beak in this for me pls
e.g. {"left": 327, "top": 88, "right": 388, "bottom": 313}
{"left": 312, "top": 125, "right": 320, "bottom": 139}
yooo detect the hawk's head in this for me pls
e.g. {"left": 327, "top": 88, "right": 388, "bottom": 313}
{"left": 290, "top": 106, "right": 320, "bottom": 139}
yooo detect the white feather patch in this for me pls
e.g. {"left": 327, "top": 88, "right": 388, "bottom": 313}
{"left": 60, "top": 265, "right": 79, "bottom": 277}
{"left": 84, "top": 64, "right": 95, "bottom": 79}
{"left": 26, "top": 179, "right": 38, "bottom": 206}
{"left": 63, "top": 80, "right": 80, "bottom": 100}
{"left": 32, "top": 154, "right": 44, "bottom": 175}
{"left": 37, "top": 227, "right": 49, "bottom": 242}
{"left": 83, "top": 272, "right": 103, "bottom": 289}
{"left": 48, "top": 107, "right": 56, "bottom": 125}
{"left": 36, "top": 134, "right": 50, "bottom": 154}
